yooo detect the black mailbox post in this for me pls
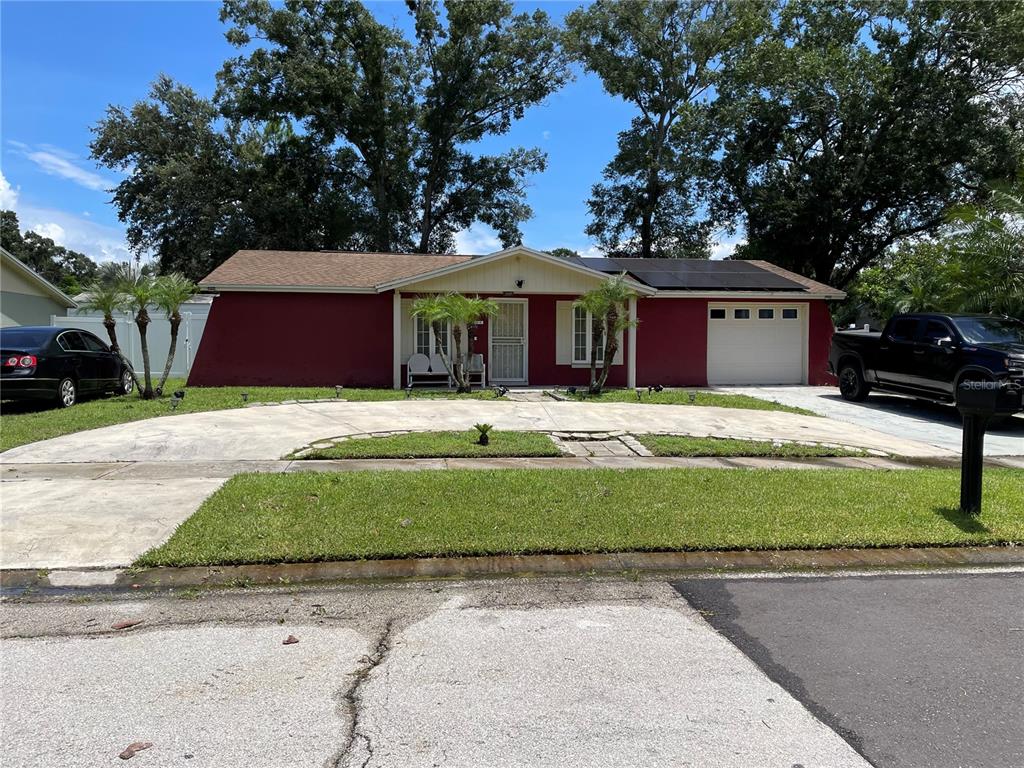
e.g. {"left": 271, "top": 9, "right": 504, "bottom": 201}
{"left": 956, "top": 380, "right": 1022, "bottom": 514}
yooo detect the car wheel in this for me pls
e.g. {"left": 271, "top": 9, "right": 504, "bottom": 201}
{"left": 57, "top": 377, "right": 77, "bottom": 408}
{"left": 838, "top": 363, "right": 870, "bottom": 402}
{"left": 119, "top": 369, "right": 135, "bottom": 396}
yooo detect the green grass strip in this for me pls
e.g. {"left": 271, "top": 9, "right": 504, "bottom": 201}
{"left": 638, "top": 435, "right": 866, "bottom": 458}
{"left": 136, "top": 467, "right": 1024, "bottom": 567}
{"left": 298, "top": 430, "right": 560, "bottom": 459}
{"left": 561, "top": 388, "right": 814, "bottom": 415}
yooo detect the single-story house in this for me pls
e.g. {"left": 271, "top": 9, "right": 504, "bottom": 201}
{"left": 1, "top": 246, "right": 77, "bottom": 328}
{"left": 188, "top": 246, "right": 845, "bottom": 388}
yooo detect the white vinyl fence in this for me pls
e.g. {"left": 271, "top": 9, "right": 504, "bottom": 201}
{"left": 51, "top": 310, "right": 209, "bottom": 378}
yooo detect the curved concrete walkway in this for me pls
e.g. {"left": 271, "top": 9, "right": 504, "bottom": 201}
{"left": 1, "top": 400, "right": 949, "bottom": 463}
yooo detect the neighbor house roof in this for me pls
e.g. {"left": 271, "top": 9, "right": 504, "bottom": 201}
{"left": 199, "top": 247, "right": 844, "bottom": 298}
{"left": 200, "top": 250, "right": 472, "bottom": 291}
{"left": 1, "top": 246, "right": 78, "bottom": 308}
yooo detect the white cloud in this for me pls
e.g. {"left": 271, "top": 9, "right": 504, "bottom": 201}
{"left": 0, "top": 170, "right": 18, "bottom": 208}
{"left": 25, "top": 149, "right": 111, "bottom": 192}
{"left": 709, "top": 231, "right": 746, "bottom": 260}
{"left": 32, "top": 222, "right": 66, "bottom": 243}
{"left": 542, "top": 130, "right": 552, "bottom": 141}
{"left": 19, "top": 203, "right": 133, "bottom": 262}
{"left": 454, "top": 224, "right": 502, "bottom": 255}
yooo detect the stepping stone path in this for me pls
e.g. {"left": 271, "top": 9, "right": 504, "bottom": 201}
{"left": 548, "top": 432, "right": 654, "bottom": 458}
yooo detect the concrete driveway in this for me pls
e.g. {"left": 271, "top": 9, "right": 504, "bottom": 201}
{"left": 2, "top": 399, "right": 949, "bottom": 464}
{"left": 0, "top": 400, "right": 955, "bottom": 571}
{"left": 727, "top": 386, "right": 1024, "bottom": 456}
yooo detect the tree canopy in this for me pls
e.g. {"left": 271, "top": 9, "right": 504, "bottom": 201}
{"left": 717, "top": 0, "right": 1024, "bottom": 287}
{"left": 92, "top": 0, "right": 568, "bottom": 279}
{"left": 565, "top": 0, "right": 763, "bottom": 259}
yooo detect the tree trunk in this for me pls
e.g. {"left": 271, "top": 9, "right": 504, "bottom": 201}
{"left": 596, "top": 306, "right": 619, "bottom": 392}
{"left": 136, "top": 308, "right": 154, "bottom": 399}
{"left": 588, "top": 315, "right": 605, "bottom": 394}
{"left": 156, "top": 311, "right": 181, "bottom": 395}
{"left": 430, "top": 320, "right": 456, "bottom": 383}
{"left": 106, "top": 313, "right": 142, "bottom": 392}
{"left": 418, "top": 178, "right": 435, "bottom": 253}
{"left": 451, "top": 323, "right": 468, "bottom": 392}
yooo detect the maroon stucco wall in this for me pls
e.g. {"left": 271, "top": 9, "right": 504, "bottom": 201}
{"left": 188, "top": 291, "right": 393, "bottom": 387}
{"left": 189, "top": 290, "right": 834, "bottom": 388}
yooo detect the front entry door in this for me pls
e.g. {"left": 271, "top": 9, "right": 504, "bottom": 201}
{"left": 490, "top": 300, "right": 528, "bottom": 383}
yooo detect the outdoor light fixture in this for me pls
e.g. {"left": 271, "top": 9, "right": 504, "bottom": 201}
{"left": 635, "top": 389, "right": 643, "bottom": 401}
{"left": 654, "top": 384, "right": 664, "bottom": 393}
{"left": 514, "top": 279, "right": 524, "bottom": 289}
{"left": 335, "top": 385, "right": 344, "bottom": 398}
{"left": 405, "top": 386, "right": 413, "bottom": 399}
{"left": 242, "top": 392, "right": 249, "bottom": 402}
{"left": 174, "top": 389, "right": 186, "bottom": 400}
{"left": 688, "top": 391, "right": 697, "bottom": 404}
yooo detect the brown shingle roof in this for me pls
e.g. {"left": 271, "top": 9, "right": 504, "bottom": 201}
{"left": 200, "top": 250, "right": 473, "bottom": 290}
{"left": 748, "top": 260, "right": 846, "bottom": 298}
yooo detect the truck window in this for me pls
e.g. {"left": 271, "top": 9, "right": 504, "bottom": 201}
{"left": 922, "top": 321, "right": 953, "bottom": 345}
{"left": 887, "top": 318, "right": 918, "bottom": 342}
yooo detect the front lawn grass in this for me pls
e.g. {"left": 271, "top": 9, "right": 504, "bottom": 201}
{"left": 0, "top": 381, "right": 500, "bottom": 453}
{"left": 136, "top": 468, "right": 1024, "bottom": 567}
{"left": 560, "top": 388, "right": 814, "bottom": 415}
{"left": 638, "top": 435, "right": 866, "bottom": 458}
{"left": 297, "top": 430, "right": 560, "bottom": 459}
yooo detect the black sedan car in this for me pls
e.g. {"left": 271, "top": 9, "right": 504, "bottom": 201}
{"left": 1, "top": 326, "right": 135, "bottom": 407}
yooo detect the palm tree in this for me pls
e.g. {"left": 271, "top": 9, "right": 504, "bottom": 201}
{"left": 77, "top": 280, "right": 141, "bottom": 393}
{"left": 412, "top": 293, "right": 499, "bottom": 392}
{"left": 153, "top": 273, "right": 199, "bottom": 395}
{"left": 78, "top": 280, "right": 125, "bottom": 353}
{"left": 574, "top": 274, "right": 638, "bottom": 394}
{"left": 119, "top": 273, "right": 160, "bottom": 399}
{"left": 410, "top": 294, "right": 454, "bottom": 380}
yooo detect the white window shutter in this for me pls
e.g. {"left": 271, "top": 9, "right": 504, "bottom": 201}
{"left": 555, "top": 301, "right": 572, "bottom": 365}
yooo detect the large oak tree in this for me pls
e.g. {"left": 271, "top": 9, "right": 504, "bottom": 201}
{"left": 718, "top": 0, "right": 1024, "bottom": 288}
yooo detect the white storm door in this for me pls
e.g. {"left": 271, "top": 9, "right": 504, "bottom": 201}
{"left": 490, "top": 300, "right": 528, "bottom": 383}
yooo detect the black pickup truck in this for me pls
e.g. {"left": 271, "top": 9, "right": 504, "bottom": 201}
{"left": 829, "top": 313, "right": 1024, "bottom": 406}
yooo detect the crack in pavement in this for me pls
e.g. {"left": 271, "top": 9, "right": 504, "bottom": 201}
{"left": 331, "top": 617, "right": 397, "bottom": 768}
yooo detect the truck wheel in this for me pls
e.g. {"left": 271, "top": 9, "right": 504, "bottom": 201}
{"left": 838, "top": 364, "right": 870, "bottom": 402}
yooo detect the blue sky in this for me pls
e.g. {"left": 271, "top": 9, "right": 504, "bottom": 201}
{"left": 1, "top": 1, "right": 736, "bottom": 263}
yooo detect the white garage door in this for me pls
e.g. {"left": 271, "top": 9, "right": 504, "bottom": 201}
{"left": 706, "top": 304, "right": 808, "bottom": 385}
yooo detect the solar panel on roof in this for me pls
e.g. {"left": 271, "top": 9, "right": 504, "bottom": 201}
{"left": 575, "top": 257, "right": 806, "bottom": 291}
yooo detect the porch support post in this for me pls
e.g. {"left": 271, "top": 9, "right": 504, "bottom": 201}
{"left": 627, "top": 296, "right": 637, "bottom": 389}
{"left": 393, "top": 291, "right": 402, "bottom": 390}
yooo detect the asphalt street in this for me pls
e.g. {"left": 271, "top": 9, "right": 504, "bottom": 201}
{"left": 1, "top": 570, "right": 1019, "bottom": 767}
{"left": 673, "top": 571, "right": 1024, "bottom": 768}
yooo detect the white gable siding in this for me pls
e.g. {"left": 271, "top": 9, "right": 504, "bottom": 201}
{"left": 401, "top": 254, "right": 606, "bottom": 295}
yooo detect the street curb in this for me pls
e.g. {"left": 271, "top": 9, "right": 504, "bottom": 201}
{"left": 2, "top": 545, "right": 1021, "bottom": 593}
